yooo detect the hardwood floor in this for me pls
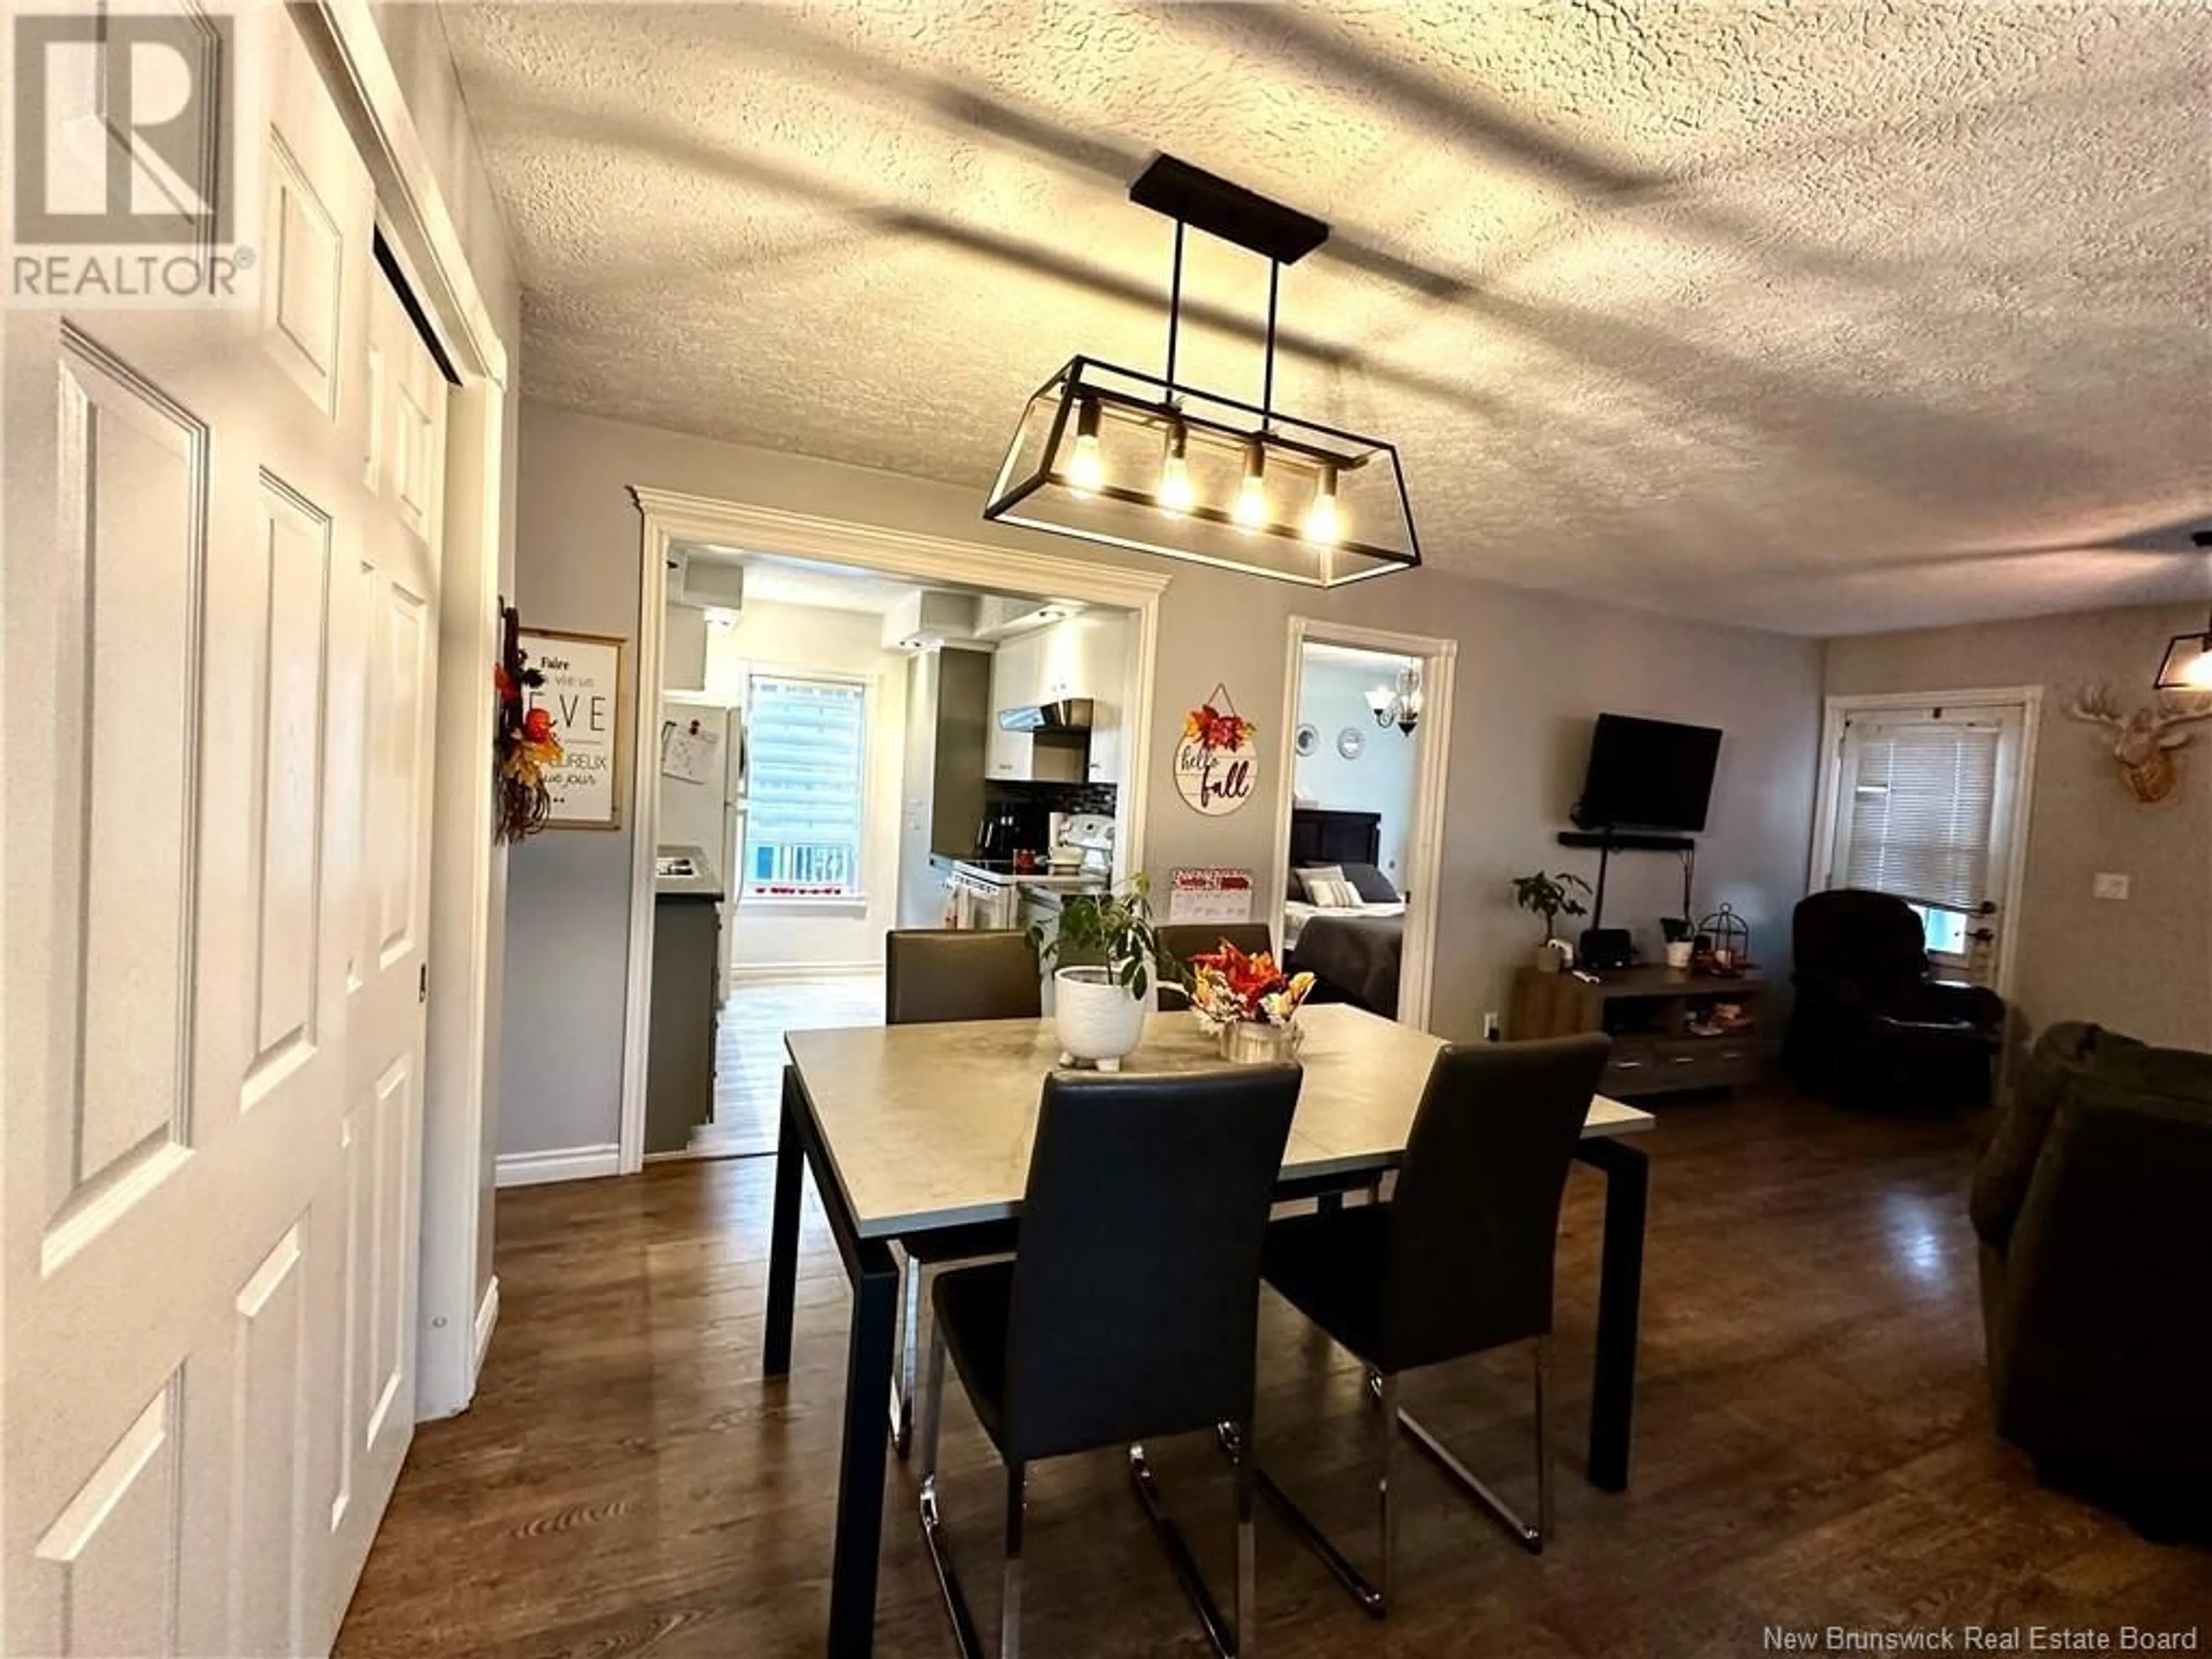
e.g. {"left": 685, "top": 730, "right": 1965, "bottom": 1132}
{"left": 696, "top": 973, "right": 885, "bottom": 1158}
{"left": 337, "top": 1090, "right": 2208, "bottom": 1658}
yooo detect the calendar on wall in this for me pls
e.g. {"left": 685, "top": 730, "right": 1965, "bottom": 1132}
{"left": 1166, "top": 868, "right": 1255, "bottom": 927}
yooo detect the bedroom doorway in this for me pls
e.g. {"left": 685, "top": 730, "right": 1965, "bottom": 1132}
{"left": 1268, "top": 618, "right": 1457, "bottom": 1031}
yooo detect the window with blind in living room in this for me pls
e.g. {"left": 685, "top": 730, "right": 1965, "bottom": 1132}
{"left": 743, "top": 673, "right": 868, "bottom": 899}
{"left": 1825, "top": 702, "right": 2025, "bottom": 976}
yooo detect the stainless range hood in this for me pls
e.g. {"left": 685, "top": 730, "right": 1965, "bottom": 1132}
{"left": 997, "top": 698, "right": 1095, "bottom": 733}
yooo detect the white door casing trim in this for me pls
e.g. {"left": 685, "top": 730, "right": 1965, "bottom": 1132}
{"left": 1270, "top": 616, "right": 1458, "bottom": 1033}
{"left": 1808, "top": 685, "right": 2043, "bottom": 1000}
{"left": 622, "top": 488, "right": 1172, "bottom": 1175}
{"left": 293, "top": 0, "right": 513, "bottom": 1419}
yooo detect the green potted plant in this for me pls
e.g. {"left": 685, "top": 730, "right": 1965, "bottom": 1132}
{"left": 1030, "top": 876, "right": 1172, "bottom": 1070}
{"left": 1510, "top": 870, "right": 1593, "bottom": 972}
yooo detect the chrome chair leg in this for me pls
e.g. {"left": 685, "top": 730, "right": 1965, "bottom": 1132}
{"left": 1393, "top": 1335, "right": 1552, "bottom": 1555}
{"left": 919, "top": 1324, "right": 987, "bottom": 1659}
{"left": 1131, "top": 1443, "right": 1246, "bottom": 1656}
{"left": 891, "top": 1253, "right": 922, "bottom": 1459}
{"left": 1376, "top": 1372, "right": 1400, "bottom": 1607}
{"left": 920, "top": 1321, "right": 948, "bottom": 1478}
{"left": 1232, "top": 1431, "right": 1256, "bottom": 1656}
{"left": 1217, "top": 1421, "right": 1385, "bottom": 1620}
{"left": 1535, "top": 1335, "right": 1554, "bottom": 1542}
{"left": 1001, "top": 1463, "right": 1027, "bottom": 1659}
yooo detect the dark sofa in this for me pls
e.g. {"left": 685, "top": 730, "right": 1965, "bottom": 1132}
{"left": 1971, "top": 1021, "right": 2212, "bottom": 1532}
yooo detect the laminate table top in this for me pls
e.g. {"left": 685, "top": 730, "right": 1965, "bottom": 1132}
{"left": 784, "top": 1003, "right": 1654, "bottom": 1239}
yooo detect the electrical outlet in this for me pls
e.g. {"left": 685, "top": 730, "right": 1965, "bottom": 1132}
{"left": 1483, "top": 1010, "right": 1502, "bottom": 1041}
{"left": 2092, "top": 872, "right": 2131, "bottom": 901}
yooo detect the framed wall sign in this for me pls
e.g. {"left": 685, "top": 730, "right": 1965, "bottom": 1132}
{"left": 519, "top": 628, "right": 625, "bottom": 829}
{"left": 1175, "top": 685, "right": 1260, "bottom": 816}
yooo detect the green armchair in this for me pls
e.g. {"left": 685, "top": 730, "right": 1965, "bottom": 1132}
{"left": 1970, "top": 1022, "right": 2212, "bottom": 1533}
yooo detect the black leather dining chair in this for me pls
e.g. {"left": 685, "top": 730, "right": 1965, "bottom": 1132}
{"left": 919, "top": 1066, "right": 1302, "bottom": 1659}
{"left": 882, "top": 929, "right": 1042, "bottom": 1460}
{"left": 1242, "top": 1033, "right": 1611, "bottom": 1616}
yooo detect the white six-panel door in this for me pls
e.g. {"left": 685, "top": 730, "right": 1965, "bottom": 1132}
{"left": 2, "top": 7, "right": 444, "bottom": 1653}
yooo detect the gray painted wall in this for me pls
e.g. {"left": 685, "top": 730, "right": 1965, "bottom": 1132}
{"left": 502, "top": 400, "right": 1825, "bottom": 1157}
{"left": 1826, "top": 603, "right": 2212, "bottom": 1049}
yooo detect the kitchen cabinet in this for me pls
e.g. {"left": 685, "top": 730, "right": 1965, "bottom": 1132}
{"left": 984, "top": 613, "right": 1130, "bottom": 783}
{"left": 1071, "top": 612, "right": 1128, "bottom": 783}
{"left": 646, "top": 884, "right": 722, "bottom": 1153}
{"left": 985, "top": 630, "right": 1043, "bottom": 779}
{"left": 664, "top": 602, "right": 708, "bottom": 692}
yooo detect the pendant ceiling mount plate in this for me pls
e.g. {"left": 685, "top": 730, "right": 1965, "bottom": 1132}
{"left": 1127, "top": 154, "right": 1330, "bottom": 264}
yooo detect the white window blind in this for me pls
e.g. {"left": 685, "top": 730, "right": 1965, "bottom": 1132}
{"left": 743, "top": 675, "right": 866, "bottom": 898}
{"left": 1840, "top": 719, "right": 1999, "bottom": 912}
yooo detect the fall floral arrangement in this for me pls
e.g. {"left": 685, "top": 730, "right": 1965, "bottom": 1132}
{"left": 494, "top": 605, "right": 563, "bottom": 843}
{"left": 1183, "top": 700, "right": 1257, "bottom": 753}
{"left": 1184, "top": 939, "right": 1316, "bottom": 1032}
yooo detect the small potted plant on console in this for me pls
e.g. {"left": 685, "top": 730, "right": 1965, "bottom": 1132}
{"left": 1511, "top": 869, "right": 1593, "bottom": 972}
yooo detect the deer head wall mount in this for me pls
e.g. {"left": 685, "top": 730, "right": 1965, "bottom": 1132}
{"left": 2065, "top": 684, "right": 2212, "bottom": 806}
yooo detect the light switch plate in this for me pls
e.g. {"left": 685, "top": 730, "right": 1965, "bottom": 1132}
{"left": 2092, "top": 872, "right": 2131, "bottom": 901}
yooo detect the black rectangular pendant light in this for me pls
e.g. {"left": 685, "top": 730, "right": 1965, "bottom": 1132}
{"left": 982, "top": 156, "right": 1422, "bottom": 588}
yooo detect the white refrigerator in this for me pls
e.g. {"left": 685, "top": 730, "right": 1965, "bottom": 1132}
{"left": 658, "top": 695, "right": 747, "bottom": 990}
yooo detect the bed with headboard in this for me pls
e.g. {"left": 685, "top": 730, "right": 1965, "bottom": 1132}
{"left": 1283, "top": 807, "right": 1406, "bottom": 1016}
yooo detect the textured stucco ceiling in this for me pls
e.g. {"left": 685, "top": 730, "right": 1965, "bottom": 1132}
{"left": 440, "top": 1, "right": 2212, "bottom": 635}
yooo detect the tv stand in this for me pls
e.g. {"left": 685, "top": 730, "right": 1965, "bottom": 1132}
{"left": 1510, "top": 965, "right": 1764, "bottom": 1099}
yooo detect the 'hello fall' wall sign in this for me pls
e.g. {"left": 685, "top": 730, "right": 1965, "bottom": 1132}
{"left": 1175, "top": 687, "right": 1259, "bottom": 817}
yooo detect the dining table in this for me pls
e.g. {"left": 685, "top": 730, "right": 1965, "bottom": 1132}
{"left": 760, "top": 1002, "right": 1655, "bottom": 1658}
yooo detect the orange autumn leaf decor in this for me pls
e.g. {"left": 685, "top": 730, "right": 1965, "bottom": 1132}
{"left": 494, "top": 605, "right": 563, "bottom": 842}
{"left": 1184, "top": 940, "right": 1316, "bottom": 1031}
{"left": 1183, "top": 702, "right": 1256, "bottom": 753}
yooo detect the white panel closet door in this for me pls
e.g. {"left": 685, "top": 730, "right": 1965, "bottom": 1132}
{"left": 2, "top": 9, "right": 442, "bottom": 1654}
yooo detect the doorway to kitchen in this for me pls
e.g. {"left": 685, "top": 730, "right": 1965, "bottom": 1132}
{"left": 1267, "top": 618, "right": 1457, "bottom": 1031}
{"left": 626, "top": 494, "right": 1166, "bottom": 1168}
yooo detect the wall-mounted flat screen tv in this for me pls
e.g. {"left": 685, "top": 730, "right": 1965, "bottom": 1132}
{"left": 1571, "top": 714, "right": 1723, "bottom": 833}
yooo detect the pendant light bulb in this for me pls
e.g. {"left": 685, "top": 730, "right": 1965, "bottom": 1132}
{"left": 1068, "top": 396, "right": 1104, "bottom": 496}
{"left": 1305, "top": 463, "right": 1342, "bottom": 545}
{"left": 1233, "top": 439, "right": 1268, "bottom": 531}
{"left": 1157, "top": 418, "right": 1194, "bottom": 514}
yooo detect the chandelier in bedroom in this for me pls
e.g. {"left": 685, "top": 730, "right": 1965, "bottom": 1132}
{"left": 983, "top": 155, "right": 1422, "bottom": 588}
{"left": 1367, "top": 664, "right": 1423, "bottom": 734}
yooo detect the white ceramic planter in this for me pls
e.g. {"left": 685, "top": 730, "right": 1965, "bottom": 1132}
{"left": 1054, "top": 966, "right": 1147, "bottom": 1071}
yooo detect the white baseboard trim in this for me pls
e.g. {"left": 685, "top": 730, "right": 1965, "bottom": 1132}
{"left": 472, "top": 1275, "right": 501, "bottom": 1378}
{"left": 495, "top": 1142, "right": 622, "bottom": 1188}
{"left": 727, "top": 959, "right": 880, "bottom": 986}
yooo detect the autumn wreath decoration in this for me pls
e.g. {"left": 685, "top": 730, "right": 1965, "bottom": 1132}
{"left": 494, "top": 604, "right": 562, "bottom": 843}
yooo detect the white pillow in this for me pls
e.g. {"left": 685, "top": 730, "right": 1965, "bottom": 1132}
{"left": 1293, "top": 863, "right": 1344, "bottom": 901}
{"left": 1306, "top": 877, "right": 1362, "bottom": 909}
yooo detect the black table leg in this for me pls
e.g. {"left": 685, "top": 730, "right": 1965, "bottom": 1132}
{"left": 1575, "top": 1137, "right": 1649, "bottom": 1493}
{"left": 828, "top": 1238, "right": 900, "bottom": 1657}
{"left": 764, "top": 1066, "right": 805, "bottom": 1377}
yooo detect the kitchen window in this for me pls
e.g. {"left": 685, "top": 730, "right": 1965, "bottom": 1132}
{"left": 743, "top": 673, "right": 867, "bottom": 900}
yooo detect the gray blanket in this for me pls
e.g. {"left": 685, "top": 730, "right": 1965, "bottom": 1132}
{"left": 1292, "top": 912, "right": 1403, "bottom": 1015}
